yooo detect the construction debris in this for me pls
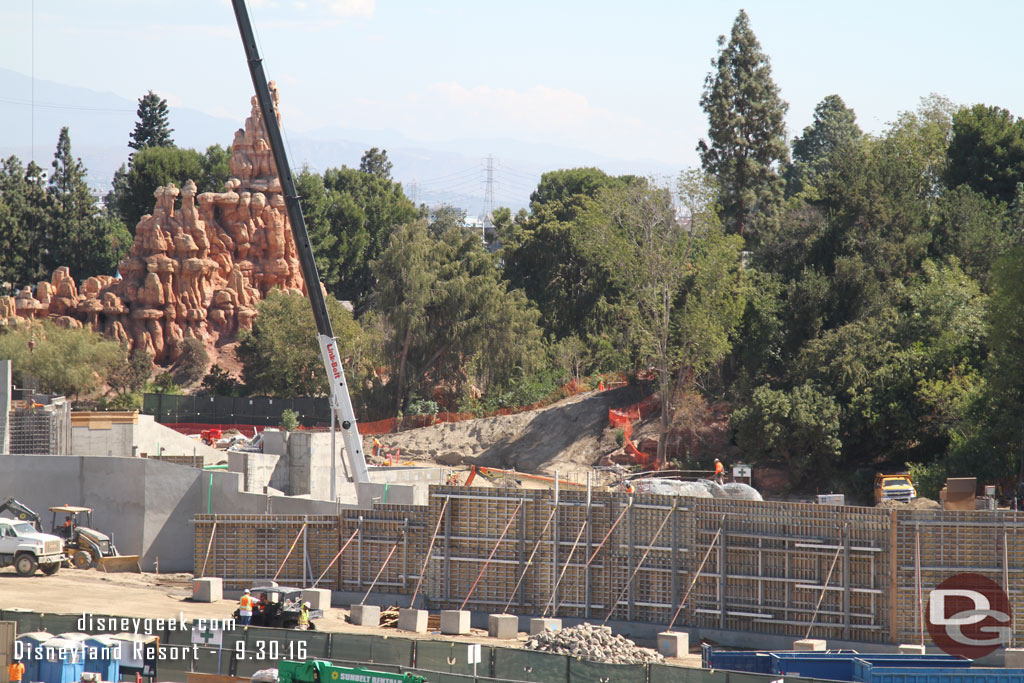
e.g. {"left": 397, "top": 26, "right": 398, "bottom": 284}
{"left": 524, "top": 623, "right": 664, "bottom": 665}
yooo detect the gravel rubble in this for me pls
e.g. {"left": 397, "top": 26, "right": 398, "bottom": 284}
{"left": 523, "top": 623, "right": 665, "bottom": 665}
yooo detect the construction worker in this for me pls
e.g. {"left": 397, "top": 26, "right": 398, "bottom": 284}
{"left": 9, "top": 657, "right": 24, "bottom": 683}
{"left": 372, "top": 437, "right": 383, "bottom": 459}
{"left": 297, "top": 601, "right": 311, "bottom": 630}
{"left": 238, "top": 588, "right": 254, "bottom": 626}
{"left": 714, "top": 458, "right": 725, "bottom": 485}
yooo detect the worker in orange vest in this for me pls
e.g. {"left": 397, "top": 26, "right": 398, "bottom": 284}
{"left": 714, "top": 458, "right": 725, "bottom": 484}
{"left": 9, "top": 657, "right": 25, "bottom": 683}
{"left": 238, "top": 588, "right": 254, "bottom": 626}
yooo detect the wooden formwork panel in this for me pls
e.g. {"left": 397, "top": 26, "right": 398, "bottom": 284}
{"left": 192, "top": 489, "right": 1022, "bottom": 648}
{"left": 891, "top": 509, "right": 1024, "bottom": 645}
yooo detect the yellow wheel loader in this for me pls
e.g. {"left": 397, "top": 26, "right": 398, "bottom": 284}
{"left": 48, "top": 506, "right": 141, "bottom": 572}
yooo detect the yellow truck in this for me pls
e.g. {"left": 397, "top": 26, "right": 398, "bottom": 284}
{"left": 874, "top": 473, "right": 917, "bottom": 504}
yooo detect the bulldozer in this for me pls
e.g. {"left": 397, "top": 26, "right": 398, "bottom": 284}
{"left": 48, "top": 505, "right": 140, "bottom": 572}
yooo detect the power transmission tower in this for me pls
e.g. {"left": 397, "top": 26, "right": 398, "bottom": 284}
{"left": 482, "top": 154, "right": 495, "bottom": 241}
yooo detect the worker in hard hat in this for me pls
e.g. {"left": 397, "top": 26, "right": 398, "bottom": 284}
{"left": 714, "top": 458, "right": 725, "bottom": 485}
{"left": 297, "top": 601, "right": 311, "bottom": 630}
{"left": 238, "top": 588, "right": 254, "bottom": 626}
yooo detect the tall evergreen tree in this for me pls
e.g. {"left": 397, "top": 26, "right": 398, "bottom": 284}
{"left": 698, "top": 9, "right": 789, "bottom": 243}
{"left": 129, "top": 90, "right": 175, "bottom": 151}
{"left": 47, "top": 127, "right": 97, "bottom": 273}
{"left": 0, "top": 156, "right": 51, "bottom": 287}
{"left": 787, "top": 94, "right": 862, "bottom": 195}
{"left": 47, "top": 128, "right": 130, "bottom": 277}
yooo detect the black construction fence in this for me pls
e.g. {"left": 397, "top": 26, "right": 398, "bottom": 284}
{"left": 0, "top": 608, "right": 845, "bottom": 683}
{"left": 143, "top": 393, "right": 332, "bottom": 428}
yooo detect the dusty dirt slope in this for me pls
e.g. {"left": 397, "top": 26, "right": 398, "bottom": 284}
{"left": 369, "top": 388, "right": 635, "bottom": 477}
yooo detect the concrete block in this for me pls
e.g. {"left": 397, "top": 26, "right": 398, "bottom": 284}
{"left": 529, "top": 618, "right": 561, "bottom": 635}
{"left": 488, "top": 614, "right": 518, "bottom": 639}
{"left": 898, "top": 644, "right": 926, "bottom": 655}
{"left": 793, "top": 639, "right": 826, "bottom": 652}
{"left": 657, "top": 631, "right": 689, "bottom": 658}
{"left": 398, "top": 608, "right": 428, "bottom": 633}
{"left": 440, "top": 610, "right": 471, "bottom": 635}
{"left": 191, "top": 578, "right": 222, "bottom": 602}
{"left": 349, "top": 604, "right": 380, "bottom": 627}
{"left": 1005, "top": 649, "right": 1024, "bottom": 668}
{"left": 301, "top": 588, "right": 331, "bottom": 610}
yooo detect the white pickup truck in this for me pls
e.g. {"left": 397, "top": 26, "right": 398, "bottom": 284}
{"left": 0, "top": 517, "right": 64, "bottom": 576}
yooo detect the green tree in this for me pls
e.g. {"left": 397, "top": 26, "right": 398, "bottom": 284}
{"left": 787, "top": 94, "right": 862, "bottom": 196}
{"left": 236, "top": 289, "right": 368, "bottom": 400}
{"left": 174, "top": 337, "right": 210, "bottom": 385}
{"left": 731, "top": 382, "right": 843, "bottom": 485}
{"left": 107, "top": 145, "right": 229, "bottom": 230}
{"left": 46, "top": 127, "right": 130, "bottom": 277}
{"left": 0, "top": 321, "right": 122, "bottom": 398}
{"left": 945, "top": 103, "right": 1024, "bottom": 204}
{"left": 579, "top": 174, "right": 745, "bottom": 466}
{"left": 428, "top": 205, "right": 467, "bottom": 236}
{"left": 297, "top": 159, "right": 417, "bottom": 306}
{"left": 0, "top": 157, "right": 51, "bottom": 287}
{"left": 498, "top": 168, "right": 639, "bottom": 341}
{"left": 129, "top": 90, "right": 175, "bottom": 151}
{"left": 108, "top": 347, "right": 153, "bottom": 395}
{"left": 359, "top": 147, "right": 393, "bottom": 179}
{"left": 374, "top": 220, "right": 543, "bottom": 412}
{"left": 948, "top": 246, "right": 1024, "bottom": 481}
{"left": 199, "top": 364, "right": 241, "bottom": 396}
{"left": 698, "top": 9, "right": 789, "bottom": 242}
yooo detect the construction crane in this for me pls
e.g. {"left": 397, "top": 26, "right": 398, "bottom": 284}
{"left": 231, "top": 0, "right": 370, "bottom": 484}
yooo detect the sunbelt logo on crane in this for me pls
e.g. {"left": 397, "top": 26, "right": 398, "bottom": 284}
{"left": 926, "top": 572, "right": 1012, "bottom": 658}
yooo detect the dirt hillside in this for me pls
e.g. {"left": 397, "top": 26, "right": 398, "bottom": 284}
{"left": 369, "top": 388, "right": 637, "bottom": 477}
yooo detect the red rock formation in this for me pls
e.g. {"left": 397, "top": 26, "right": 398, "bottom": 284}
{"left": 0, "top": 82, "right": 306, "bottom": 365}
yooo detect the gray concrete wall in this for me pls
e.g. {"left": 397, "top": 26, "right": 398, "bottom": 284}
{"left": 135, "top": 415, "right": 223, "bottom": 462}
{"left": 0, "top": 455, "right": 201, "bottom": 571}
{"left": 0, "top": 454, "right": 428, "bottom": 573}
{"left": 0, "top": 360, "right": 10, "bottom": 455}
{"left": 71, "top": 420, "right": 135, "bottom": 458}
{"left": 71, "top": 414, "right": 221, "bottom": 463}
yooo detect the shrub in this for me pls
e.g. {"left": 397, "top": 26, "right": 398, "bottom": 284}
{"left": 280, "top": 409, "right": 299, "bottom": 432}
{"left": 175, "top": 338, "right": 209, "bottom": 385}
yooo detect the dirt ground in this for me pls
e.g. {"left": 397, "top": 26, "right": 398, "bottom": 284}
{"left": 0, "top": 567, "right": 701, "bottom": 666}
{"left": 367, "top": 388, "right": 634, "bottom": 481}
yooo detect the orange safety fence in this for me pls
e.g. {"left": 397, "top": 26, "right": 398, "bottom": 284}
{"left": 608, "top": 392, "right": 662, "bottom": 470}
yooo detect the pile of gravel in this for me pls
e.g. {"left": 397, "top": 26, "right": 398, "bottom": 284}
{"left": 523, "top": 623, "right": 665, "bottom": 665}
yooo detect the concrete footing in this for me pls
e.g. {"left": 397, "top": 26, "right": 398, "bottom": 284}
{"left": 793, "top": 639, "right": 826, "bottom": 652}
{"left": 398, "top": 608, "right": 428, "bottom": 633}
{"left": 191, "top": 578, "right": 222, "bottom": 602}
{"left": 301, "top": 588, "right": 331, "bottom": 610}
{"left": 488, "top": 614, "right": 518, "bottom": 639}
{"left": 529, "top": 618, "right": 561, "bottom": 635}
{"left": 440, "top": 610, "right": 471, "bottom": 635}
{"left": 349, "top": 604, "right": 380, "bottom": 627}
{"left": 1005, "top": 649, "right": 1024, "bottom": 668}
{"left": 657, "top": 631, "right": 689, "bottom": 658}
{"left": 898, "top": 644, "right": 926, "bottom": 655}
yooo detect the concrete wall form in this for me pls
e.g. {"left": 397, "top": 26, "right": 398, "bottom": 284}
{"left": 194, "top": 486, "right": 1024, "bottom": 648}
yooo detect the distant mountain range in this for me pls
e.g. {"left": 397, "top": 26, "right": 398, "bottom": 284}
{"left": 0, "top": 68, "right": 680, "bottom": 214}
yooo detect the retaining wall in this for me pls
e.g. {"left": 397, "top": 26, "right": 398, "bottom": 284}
{"left": 195, "top": 486, "right": 1024, "bottom": 648}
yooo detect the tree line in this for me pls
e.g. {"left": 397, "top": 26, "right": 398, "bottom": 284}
{"left": 3, "top": 12, "right": 1024, "bottom": 493}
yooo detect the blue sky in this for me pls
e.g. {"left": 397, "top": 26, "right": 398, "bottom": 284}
{"left": 3, "top": 0, "right": 1024, "bottom": 170}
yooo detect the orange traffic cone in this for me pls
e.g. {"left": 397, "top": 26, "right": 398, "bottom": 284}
{"left": 598, "top": 380, "right": 605, "bottom": 392}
